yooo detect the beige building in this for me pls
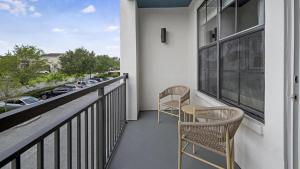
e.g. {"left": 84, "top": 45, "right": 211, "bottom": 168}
{"left": 42, "top": 53, "right": 63, "bottom": 72}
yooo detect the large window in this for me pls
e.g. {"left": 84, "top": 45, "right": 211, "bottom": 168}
{"left": 198, "top": 0, "right": 265, "bottom": 122}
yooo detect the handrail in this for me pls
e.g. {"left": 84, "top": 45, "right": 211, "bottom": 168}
{"left": 0, "top": 74, "right": 128, "bottom": 168}
{"left": 0, "top": 73, "right": 128, "bottom": 132}
{"left": 0, "top": 96, "right": 100, "bottom": 167}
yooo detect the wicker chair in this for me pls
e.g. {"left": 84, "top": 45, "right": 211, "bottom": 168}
{"left": 178, "top": 107, "right": 244, "bottom": 169}
{"left": 158, "top": 85, "right": 190, "bottom": 123}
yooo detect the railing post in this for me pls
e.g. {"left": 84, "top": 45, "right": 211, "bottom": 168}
{"left": 96, "top": 87, "right": 105, "bottom": 168}
{"left": 123, "top": 73, "right": 128, "bottom": 122}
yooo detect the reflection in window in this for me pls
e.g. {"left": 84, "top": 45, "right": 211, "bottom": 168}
{"left": 220, "top": 30, "right": 265, "bottom": 112}
{"left": 198, "top": 0, "right": 218, "bottom": 47}
{"left": 199, "top": 45, "right": 217, "bottom": 96}
{"left": 239, "top": 31, "right": 265, "bottom": 112}
{"left": 237, "top": 0, "right": 265, "bottom": 32}
{"left": 220, "top": 1, "right": 235, "bottom": 38}
{"left": 220, "top": 39, "right": 239, "bottom": 102}
{"left": 221, "top": 0, "right": 265, "bottom": 38}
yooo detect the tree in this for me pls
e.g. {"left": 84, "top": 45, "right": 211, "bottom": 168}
{"left": 60, "top": 48, "right": 96, "bottom": 78}
{"left": 12, "top": 45, "right": 48, "bottom": 85}
{"left": 95, "top": 55, "right": 120, "bottom": 73}
{"left": 0, "top": 55, "right": 20, "bottom": 110}
{"left": 0, "top": 45, "right": 47, "bottom": 103}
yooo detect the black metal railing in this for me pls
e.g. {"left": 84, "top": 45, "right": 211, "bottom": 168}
{"left": 0, "top": 73, "right": 128, "bottom": 169}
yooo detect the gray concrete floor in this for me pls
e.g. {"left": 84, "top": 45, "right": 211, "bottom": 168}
{"left": 109, "top": 111, "right": 241, "bottom": 169}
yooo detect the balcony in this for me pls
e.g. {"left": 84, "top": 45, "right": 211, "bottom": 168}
{"left": 0, "top": 75, "right": 242, "bottom": 169}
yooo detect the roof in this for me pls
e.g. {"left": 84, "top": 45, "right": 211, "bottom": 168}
{"left": 42, "top": 53, "right": 64, "bottom": 58}
{"left": 137, "top": 0, "right": 193, "bottom": 8}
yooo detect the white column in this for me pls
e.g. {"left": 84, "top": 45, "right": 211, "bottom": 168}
{"left": 120, "top": 0, "right": 139, "bottom": 120}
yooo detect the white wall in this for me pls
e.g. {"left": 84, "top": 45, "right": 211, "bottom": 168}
{"left": 138, "top": 8, "right": 190, "bottom": 110}
{"left": 120, "top": 0, "right": 139, "bottom": 120}
{"left": 188, "top": 0, "right": 285, "bottom": 169}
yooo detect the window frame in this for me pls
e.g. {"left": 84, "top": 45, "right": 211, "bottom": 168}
{"left": 197, "top": 0, "right": 265, "bottom": 123}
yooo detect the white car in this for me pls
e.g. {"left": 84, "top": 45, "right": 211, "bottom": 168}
{"left": 0, "top": 96, "right": 40, "bottom": 111}
{"left": 87, "top": 79, "right": 99, "bottom": 84}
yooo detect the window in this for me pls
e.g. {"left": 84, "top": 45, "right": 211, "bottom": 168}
{"left": 198, "top": 0, "right": 218, "bottom": 47}
{"left": 198, "top": 0, "right": 265, "bottom": 122}
{"left": 199, "top": 45, "right": 218, "bottom": 96}
{"left": 237, "top": 0, "right": 265, "bottom": 32}
{"left": 220, "top": 1, "right": 235, "bottom": 38}
{"left": 220, "top": 0, "right": 265, "bottom": 38}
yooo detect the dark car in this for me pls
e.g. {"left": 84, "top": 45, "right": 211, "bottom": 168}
{"left": 40, "top": 86, "right": 74, "bottom": 100}
{"left": 0, "top": 96, "right": 40, "bottom": 111}
{"left": 90, "top": 77, "right": 103, "bottom": 82}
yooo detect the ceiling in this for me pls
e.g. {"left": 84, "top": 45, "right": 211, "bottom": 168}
{"left": 137, "top": 0, "right": 193, "bottom": 8}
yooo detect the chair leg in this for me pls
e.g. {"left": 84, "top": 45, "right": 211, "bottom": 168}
{"left": 231, "top": 139, "right": 235, "bottom": 169}
{"left": 158, "top": 110, "right": 160, "bottom": 124}
{"left": 178, "top": 122, "right": 183, "bottom": 169}
{"left": 158, "top": 99, "right": 160, "bottom": 124}
{"left": 179, "top": 108, "right": 181, "bottom": 122}
{"left": 193, "top": 144, "right": 196, "bottom": 154}
{"left": 226, "top": 131, "right": 231, "bottom": 169}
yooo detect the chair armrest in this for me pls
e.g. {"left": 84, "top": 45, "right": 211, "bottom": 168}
{"left": 180, "top": 90, "right": 190, "bottom": 103}
{"left": 159, "top": 88, "right": 170, "bottom": 99}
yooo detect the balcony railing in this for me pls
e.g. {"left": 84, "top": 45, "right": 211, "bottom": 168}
{"left": 0, "top": 74, "right": 128, "bottom": 169}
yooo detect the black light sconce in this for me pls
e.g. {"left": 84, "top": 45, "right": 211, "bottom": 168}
{"left": 161, "top": 28, "right": 167, "bottom": 43}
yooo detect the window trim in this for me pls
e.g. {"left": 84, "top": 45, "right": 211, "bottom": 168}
{"left": 197, "top": 0, "right": 265, "bottom": 123}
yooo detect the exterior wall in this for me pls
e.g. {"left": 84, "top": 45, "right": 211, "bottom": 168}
{"left": 138, "top": 8, "right": 190, "bottom": 110}
{"left": 188, "top": 0, "right": 285, "bottom": 169}
{"left": 121, "top": 0, "right": 286, "bottom": 168}
{"left": 43, "top": 56, "right": 61, "bottom": 72}
{"left": 120, "top": 0, "right": 139, "bottom": 120}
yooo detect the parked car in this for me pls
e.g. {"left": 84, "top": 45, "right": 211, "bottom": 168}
{"left": 40, "top": 86, "right": 74, "bottom": 100}
{"left": 0, "top": 96, "right": 40, "bottom": 111}
{"left": 102, "top": 77, "right": 109, "bottom": 81}
{"left": 64, "top": 83, "right": 81, "bottom": 90}
{"left": 77, "top": 81, "right": 88, "bottom": 88}
{"left": 77, "top": 80, "right": 98, "bottom": 88}
{"left": 90, "top": 77, "right": 103, "bottom": 82}
{"left": 86, "top": 79, "right": 99, "bottom": 84}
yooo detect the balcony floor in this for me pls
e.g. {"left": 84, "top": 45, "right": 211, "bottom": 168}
{"left": 109, "top": 111, "right": 241, "bottom": 169}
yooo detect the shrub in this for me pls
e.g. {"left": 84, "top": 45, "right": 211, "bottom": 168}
{"left": 22, "top": 86, "right": 58, "bottom": 98}
{"left": 94, "top": 72, "right": 120, "bottom": 79}
{"left": 28, "top": 72, "right": 70, "bottom": 86}
{"left": 0, "top": 107, "right": 6, "bottom": 114}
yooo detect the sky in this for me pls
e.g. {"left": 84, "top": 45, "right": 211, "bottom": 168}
{"left": 0, "top": 0, "right": 120, "bottom": 57}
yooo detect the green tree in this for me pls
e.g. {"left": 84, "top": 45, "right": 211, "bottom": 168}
{"left": 0, "top": 55, "right": 20, "bottom": 110}
{"left": 95, "top": 55, "right": 120, "bottom": 73}
{"left": 60, "top": 48, "right": 96, "bottom": 78}
{"left": 12, "top": 45, "right": 48, "bottom": 85}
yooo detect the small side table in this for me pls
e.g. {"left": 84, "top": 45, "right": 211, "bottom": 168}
{"left": 181, "top": 104, "right": 205, "bottom": 122}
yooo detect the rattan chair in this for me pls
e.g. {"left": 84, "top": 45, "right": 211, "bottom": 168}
{"left": 178, "top": 107, "right": 244, "bottom": 169}
{"left": 158, "top": 85, "right": 190, "bottom": 123}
